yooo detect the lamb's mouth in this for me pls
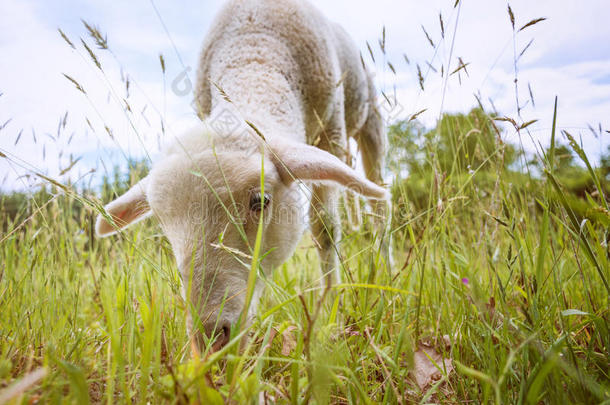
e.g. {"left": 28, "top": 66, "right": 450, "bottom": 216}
{"left": 211, "top": 323, "right": 232, "bottom": 352}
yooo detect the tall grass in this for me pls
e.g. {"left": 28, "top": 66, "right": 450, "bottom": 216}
{"left": 1, "top": 106, "right": 608, "bottom": 402}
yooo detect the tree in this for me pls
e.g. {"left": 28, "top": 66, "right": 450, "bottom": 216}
{"left": 426, "top": 108, "right": 517, "bottom": 174}
{"left": 387, "top": 108, "right": 516, "bottom": 177}
{"left": 386, "top": 120, "right": 426, "bottom": 176}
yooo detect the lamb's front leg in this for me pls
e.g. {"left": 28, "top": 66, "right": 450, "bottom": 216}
{"left": 310, "top": 184, "right": 342, "bottom": 288}
{"left": 357, "top": 106, "right": 394, "bottom": 271}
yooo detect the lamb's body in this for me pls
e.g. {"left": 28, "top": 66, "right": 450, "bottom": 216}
{"left": 195, "top": 0, "right": 383, "bottom": 162}
{"left": 96, "top": 0, "right": 390, "bottom": 350}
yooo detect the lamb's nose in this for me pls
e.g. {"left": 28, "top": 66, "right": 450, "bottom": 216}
{"left": 210, "top": 322, "right": 232, "bottom": 351}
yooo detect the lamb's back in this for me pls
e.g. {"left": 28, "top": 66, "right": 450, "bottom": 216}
{"left": 195, "top": 0, "right": 340, "bottom": 123}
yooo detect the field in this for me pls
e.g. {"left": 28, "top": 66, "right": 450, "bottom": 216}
{"left": 1, "top": 3, "right": 610, "bottom": 404}
{"left": 1, "top": 104, "right": 609, "bottom": 403}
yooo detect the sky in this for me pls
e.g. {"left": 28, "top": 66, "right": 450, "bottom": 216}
{"left": 0, "top": 0, "right": 609, "bottom": 191}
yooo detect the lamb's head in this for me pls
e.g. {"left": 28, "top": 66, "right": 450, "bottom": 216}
{"left": 95, "top": 128, "right": 388, "bottom": 350}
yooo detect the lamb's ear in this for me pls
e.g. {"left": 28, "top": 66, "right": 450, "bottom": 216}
{"left": 270, "top": 141, "right": 389, "bottom": 200}
{"left": 95, "top": 177, "right": 152, "bottom": 237}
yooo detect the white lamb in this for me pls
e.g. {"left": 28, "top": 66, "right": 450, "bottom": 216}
{"left": 96, "top": 0, "right": 391, "bottom": 350}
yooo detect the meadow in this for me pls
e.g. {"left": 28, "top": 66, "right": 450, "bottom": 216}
{"left": 1, "top": 3, "right": 609, "bottom": 404}
{"left": 1, "top": 104, "right": 608, "bottom": 403}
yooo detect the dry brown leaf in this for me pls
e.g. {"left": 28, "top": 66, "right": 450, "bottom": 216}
{"left": 261, "top": 328, "right": 279, "bottom": 352}
{"left": 412, "top": 344, "right": 453, "bottom": 390}
{"left": 281, "top": 326, "right": 297, "bottom": 356}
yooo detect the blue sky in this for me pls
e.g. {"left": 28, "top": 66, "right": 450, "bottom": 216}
{"left": 1, "top": 0, "right": 609, "bottom": 190}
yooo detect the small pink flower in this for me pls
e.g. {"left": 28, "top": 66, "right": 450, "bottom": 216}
{"left": 461, "top": 278, "right": 469, "bottom": 285}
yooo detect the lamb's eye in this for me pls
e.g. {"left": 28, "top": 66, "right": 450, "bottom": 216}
{"left": 249, "top": 192, "right": 270, "bottom": 212}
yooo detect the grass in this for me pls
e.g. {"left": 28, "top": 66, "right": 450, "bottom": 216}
{"left": 1, "top": 114, "right": 609, "bottom": 403}
{"left": 1, "top": 3, "right": 609, "bottom": 404}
